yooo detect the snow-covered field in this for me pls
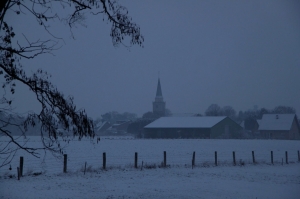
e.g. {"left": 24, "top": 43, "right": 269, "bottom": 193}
{"left": 1, "top": 137, "right": 300, "bottom": 198}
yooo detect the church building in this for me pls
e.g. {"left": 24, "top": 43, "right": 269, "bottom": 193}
{"left": 144, "top": 78, "right": 244, "bottom": 139}
{"left": 153, "top": 78, "right": 166, "bottom": 118}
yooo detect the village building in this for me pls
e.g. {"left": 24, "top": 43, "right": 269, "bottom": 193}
{"left": 144, "top": 116, "right": 242, "bottom": 139}
{"left": 258, "top": 114, "right": 300, "bottom": 140}
{"left": 95, "top": 121, "right": 111, "bottom": 135}
{"left": 109, "top": 120, "right": 132, "bottom": 134}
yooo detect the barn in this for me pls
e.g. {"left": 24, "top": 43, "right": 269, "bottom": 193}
{"left": 143, "top": 116, "right": 242, "bottom": 139}
{"left": 258, "top": 114, "right": 300, "bottom": 140}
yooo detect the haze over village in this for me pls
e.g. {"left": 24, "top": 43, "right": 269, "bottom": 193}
{"left": 2, "top": 76, "right": 299, "bottom": 140}
{"left": 1, "top": 0, "right": 300, "bottom": 119}
{"left": 1, "top": 1, "right": 300, "bottom": 199}
{"left": 87, "top": 77, "right": 298, "bottom": 140}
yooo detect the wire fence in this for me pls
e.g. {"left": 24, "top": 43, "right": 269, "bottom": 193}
{"left": 1, "top": 137, "right": 300, "bottom": 176}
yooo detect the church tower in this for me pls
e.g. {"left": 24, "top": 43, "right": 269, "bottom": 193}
{"left": 153, "top": 78, "right": 166, "bottom": 117}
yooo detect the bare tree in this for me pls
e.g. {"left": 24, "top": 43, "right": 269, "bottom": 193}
{"left": 0, "top": 0, "right": 144, "bottom": 167}
{"left": 205, "top": 104, "right": 221, "bottom": 116}
{"left": 272, "top": 106, "right": 296, "bottom": 114}
{"left": 220, "top": 106, "right": 236, "bottom": 120}
{"left": 142, "top": 111, "right": 156, "bottom": 119}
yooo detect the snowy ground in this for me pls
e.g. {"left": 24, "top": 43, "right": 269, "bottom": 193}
{"left": 0, "top": 137, "right": 300, "bottom": 198}
{"left": 1, "top": 163, "right": 299, "bottom": 199}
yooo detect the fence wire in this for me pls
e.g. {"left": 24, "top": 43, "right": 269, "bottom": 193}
{"left": 1, "top": 137, "right": 299, "bottom": 175}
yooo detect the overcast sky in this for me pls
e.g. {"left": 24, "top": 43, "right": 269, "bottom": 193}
{"left": 3, "top": 0, "right": 300, "bottom": 118}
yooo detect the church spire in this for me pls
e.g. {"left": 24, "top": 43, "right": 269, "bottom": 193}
{"left": 153, "top": 77, "right": 166, "bottom": 117}
{"left": 156, "top": 78, "right": 163, "bottom": 97}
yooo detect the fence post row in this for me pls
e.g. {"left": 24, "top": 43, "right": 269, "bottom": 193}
{"left": 135, "top": 152, "right": 138, "bottom": 169}
{"left": 58, "top": 150, "right": 299, "bottom": 172}
{"left": 232, "top": 151, "right": 236, "bottom": 166}
{"left": 103, "top": 152, "right": 106, "bottom": 170}
{"left": 163, "top": 151, "right": 167, "bottom": 167}
{"left": 252, "top": 151, "right": 255, "bottom": 164}
{"left": 215, "top": 151, "right": 218, "bottom": 166}
{"left": 63, "top": 154, "right": 67, "bottom": 173}
{"left": 19, "top": 156, "right": 24, "bottom": 177}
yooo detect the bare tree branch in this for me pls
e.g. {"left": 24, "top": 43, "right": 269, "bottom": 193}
{"left": 0, "top": 0, "right": 143, "bottom": 167}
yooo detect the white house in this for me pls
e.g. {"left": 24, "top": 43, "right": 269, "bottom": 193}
{"left": 258, "top": 114, "right": 300, "bottom": 140}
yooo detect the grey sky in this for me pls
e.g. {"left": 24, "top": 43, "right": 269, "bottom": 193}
{"left": 2, "top": 0, "right": 300, "bottom": 118}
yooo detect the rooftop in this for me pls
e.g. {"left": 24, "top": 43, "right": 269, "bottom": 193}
{"left": 144, "top": 116, "right": 227, "bottom": 129}
{"left": 258, "top": 114, "right": 297, "bottom": 131}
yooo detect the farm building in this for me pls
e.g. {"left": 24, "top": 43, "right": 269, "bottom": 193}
{"left": 95, "top": 121, "right": 111, "bottom": 134}
{"left": 108, "top": 120, "right": 132, "bottom": 134}
{"left": 143, "top": 116, "right": 242, "bottom": 139}
{"left": 258, "top": 114, "right": 300, "bottom": 140}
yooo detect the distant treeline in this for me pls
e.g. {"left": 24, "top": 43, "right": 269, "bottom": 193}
{"left": 95, "top": 105, "right": 297, "bottom": 137}
{"left": 204, "top": 104, "right": 295, "bottom": 121}
{"left": 2, "top": 105, "right": 296, "bottom": 136}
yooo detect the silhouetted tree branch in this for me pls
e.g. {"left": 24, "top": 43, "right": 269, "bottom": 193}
{"left": 0, "top": 0, "right": 143, "bottom": 167}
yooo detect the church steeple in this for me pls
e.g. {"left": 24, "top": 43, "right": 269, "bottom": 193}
{"left": 153, "top": 78, "right": 166, "bottom": 117}
{"left": 156, "top": 78, "right": 163, "bottom": 98}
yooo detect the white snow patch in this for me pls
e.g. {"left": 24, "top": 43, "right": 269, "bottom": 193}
{"left": 0, "top": 138, "right": 299, "bottom": 198}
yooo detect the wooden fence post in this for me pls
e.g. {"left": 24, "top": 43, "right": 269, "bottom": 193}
{"left": 252, "top": 151, "right": 255, "bottom": 164}
{"left": 285, "top": 151, "right": 288, "bottom": 164}
{"left": 103, "top": 152, "right": 106, "bottom": 170}
{"left": 134, "top": 152, "right": 138, "bottom": 168}
{"left": 163, "top": 151, "right": 167, "bottom": 167}
{"left": 232, "top": 151, "right": 236, "bottom": 166}
{"left": 84, "top": 162, "right": 87, "bottom": 175}
{"left": 63, "top": 154, "right": 67, "bottom": 173}
{"left": 17, "top": 167, "right": 20, "bottom": 180}
{"left": 215, "top": 151, "right": 218, "bottom": 166}
{"left": 192, "top": 151, "right": 195, "bottom": 169}
{"left": 141, "top": 161, "right": 143, "bottom": 171}
{"left": 271, "top": 151, "right": 273, "bottom": 164}
{"left": 19, "top": 156, "right": 24, "bottom": 177}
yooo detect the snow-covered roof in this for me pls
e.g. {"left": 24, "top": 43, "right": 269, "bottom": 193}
{"left": 258, "top": 114, "right": 296, "bottom": 131}
{"left": 240, "top": 121, "right": 245, "bottom": 128}
{"left": 256, "top": 119, "right": 262, "bottom": 127}
{"left": 171, "top": 113, "right": 196, "bottom": 117}
{"left": 144, "top": 116, "right": 227, "bottom": 129}
{"left": 95, "top": 121, "right": 106, "bottom": 129}
{"left": 95, "top": 121, "right": 111, "bottom": 131}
